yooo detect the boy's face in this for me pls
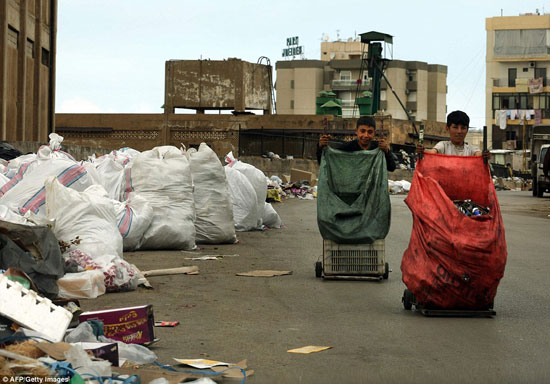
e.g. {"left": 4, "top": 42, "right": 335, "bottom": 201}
{"left": 356, "top": 124, "right": 375, "bottom": 149}
{"left": 446, "top": 123, "right": 468, "bottom": 146}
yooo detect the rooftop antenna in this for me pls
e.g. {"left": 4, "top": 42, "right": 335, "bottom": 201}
{"left": 336, "top": 29, "right": 340, "bottom": 41}
{"left": 500, "top": 8, "right": 503, "bottom": 16}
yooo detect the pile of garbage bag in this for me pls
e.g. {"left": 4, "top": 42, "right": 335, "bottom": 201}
{"left": 0, "top": 135, "right": 283, "bottom": 298}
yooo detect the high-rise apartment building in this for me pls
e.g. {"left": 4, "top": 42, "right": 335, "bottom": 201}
{"left": 0, "top": 0, "right": 56, "bottom": 142}
{"left": 486, "top": 12, "right": 550, "bottom": 150}
{"left": 276, "top": 39, "right": 447, "bottom": 122}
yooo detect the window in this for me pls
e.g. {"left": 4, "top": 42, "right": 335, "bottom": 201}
{"left": 508, "top": 68, "right": 517, "bottom": 87}
{"left": 535, "top": 67, "right": 547, "bottom": 86}
{"left": 290, "top": 80, "right": 294, "bottom": 89}
{"left": 290, "top": 100, "right": 294, "bottom": 109}
{"left": 340, "top": 71, "right": 351, "bottom": 81}
{"left": 523, "top": 68, "right": 529, "bottom": 72}
{"left": 26, "top": 39, "right": 34, "bottom": 58}
{"left": 41, "top": 48, "right": 50, "bottom": 67}
{"left": 7, "top": 25, "right": 18, "bottom": 48}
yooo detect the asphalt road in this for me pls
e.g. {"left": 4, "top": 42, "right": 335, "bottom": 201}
{"left": 80, "top": 191, "right": 550, "bottom": 384}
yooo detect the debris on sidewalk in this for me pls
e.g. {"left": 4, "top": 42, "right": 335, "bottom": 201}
{"left": 155, "top": 321, "right": 180, "bottom": 327}
{"left": 174, "top": 358, "right": 253, "bottom": 380}
{"left": 0, "top": 274, "right": 72, "bottom": 342}
{"left": 142, "top": 266, "right": 199, "bottom": 277}
{"left": 79, "top": 305, "right": 156, "bottom": 344}
{"left": 236, "top": 270, "right": 292, "bottom": 277}
{"left": 174, "top": 358, "right": 230, "bottom": 369}
{"left": 287, "top": 346, "right": 332, "bottom": 354}
{"left": 184, "top": 254, "right": 240, "bottom": 261}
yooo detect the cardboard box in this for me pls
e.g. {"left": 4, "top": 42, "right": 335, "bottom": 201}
{"left": 77, "top": 342, "right": 119, "bottom": 366}
{"left": 290, "top": 168, "right": 314, "bottom": 184}
{"left": 79, "top": 305, "right": 155, "bottom": 344}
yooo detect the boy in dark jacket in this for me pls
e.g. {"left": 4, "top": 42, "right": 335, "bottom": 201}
{"left": 317, "top": 116, "right": 396, "bottom": 172}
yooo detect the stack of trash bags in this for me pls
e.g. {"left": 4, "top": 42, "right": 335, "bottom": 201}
{"left": 0, "top": 135, "right": 283, "bottom": 300}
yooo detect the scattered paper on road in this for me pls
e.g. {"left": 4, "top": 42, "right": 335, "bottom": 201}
{"left": 184, "top": 254, "right": 240, "bottom": 261}
{"left": 174, "top": 358, "right": 230, "bottom": 369}
{"left": 287, "top": 346, "right": 332, "bottom": 354}
{"left": 211, "top": 359, "right": 254, "bottom": 379}
{"left": 155, "top": 321, "right": 180, "bottom": 327}
{"left": 236, "top": 270, "right": 292, "bottom": 277}
{"left": 142, "top": 266, "right": 199, "bottom": 277}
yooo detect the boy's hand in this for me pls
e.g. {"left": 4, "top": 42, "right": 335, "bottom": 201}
{"left": 416, "top": 144, "right": 424, "bottom": 155}
{"left": 319, "top": 134, "right": 331, "bottom": 148}
{"left": 378, "top": 138, "right": 390, "bottom": 153}
{"left": 482, "top": 150, "right": 491, "bottom": 162}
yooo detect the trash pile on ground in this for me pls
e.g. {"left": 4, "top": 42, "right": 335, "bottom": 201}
{"left": 388, "top": 179, "right": 411, "bottom": 194}
{"left": 0, "top": 285, "right": 252, "bottom": 382}
{"left": 0, "top": 136, "right": 275, "bottom": 383}
{"left": 0, "top": 135, "right": 284, "bottom": 301}
{"left": 493, "top": 176, "right": 531, "bottom": 191}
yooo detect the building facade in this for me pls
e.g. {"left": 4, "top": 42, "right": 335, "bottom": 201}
{"left": 0, "top": 0, "right": 56, "bottom": 142}
{"left": 486, "top": 13, "right": 550, "bottom": 151}
{"left": 276, "top": 40, "right": 447, "bottom": 122}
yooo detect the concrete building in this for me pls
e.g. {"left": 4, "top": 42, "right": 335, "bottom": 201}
{"left": 0, "top": 0, "right": 56, "bottom": 142}
{"left": 276, "top": 40, "right": 447, "bottom": 122}
{"left": 164, "top": 58, "right": 272, "bottom": 115}
{"left": 486, "top": 13, "right": 550, "bottom": 152}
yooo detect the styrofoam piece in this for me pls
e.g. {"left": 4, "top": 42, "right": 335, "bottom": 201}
{"left": 0, "top": 274, "right": 72, "bottom": 342}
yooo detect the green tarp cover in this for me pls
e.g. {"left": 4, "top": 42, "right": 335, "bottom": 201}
{"left": 317, "top": 146, "right": 391, "bottom": 244}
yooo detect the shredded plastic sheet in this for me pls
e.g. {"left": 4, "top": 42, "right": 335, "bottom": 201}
{"left": 401, "top": 153, "right": 507, "bottom": 309}
{"left": 317, "top": 146, "right": 390, "bottom": 244}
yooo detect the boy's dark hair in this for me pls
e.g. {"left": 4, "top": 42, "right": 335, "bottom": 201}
{"left": 356, "top": 116, "right": 376, "bottom": 128}
{"left": 447, "top": 110, "right": 470, "bottom": 128}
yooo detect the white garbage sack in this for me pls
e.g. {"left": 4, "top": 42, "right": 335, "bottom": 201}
{"left": 0, "top": 204, "right": 30, "bottom": 225}
{"left": 262, "top": 202, "right": 283, "bottom": 229}
{"left": 0, "top": 159, "right": 98, "bottom": 215}
{"left": 37, "top": 133, "right": 76, "bottom": 161}
{"left": 225, "top": 152, "right": 266, "bottom": 228}
{"left": 189, "top": 143, "right": 236, "bottom": 244}
{"left": 45, "top": 178, "right": 137, "bottom": 292}
{"left": 0, "top": 173, "right": 9, "bottom": 189}
{"left": 224, "top": 166, "right": 259, "bottom": 231}
{"left": 121, "top": 146, "right": 196, "bottom": 250}
{"left": 93, "top": 156, "right": 124, "bottom": 200}
{"left": 3, "top": 153, "right": 37, "bottom": 179}
{"left": 57, "top": 270, "right": 106, "bottom": 299}
{"left": 113, "top": 195, "right": 154, "bottom": 251}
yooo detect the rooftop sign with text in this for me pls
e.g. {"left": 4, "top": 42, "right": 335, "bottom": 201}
{"left": 282, "top": 36, "right": 304, "bottom": 58}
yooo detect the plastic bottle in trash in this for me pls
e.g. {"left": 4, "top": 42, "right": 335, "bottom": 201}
{"left": 472, "top": 207, "right": 481, "bottom": 216}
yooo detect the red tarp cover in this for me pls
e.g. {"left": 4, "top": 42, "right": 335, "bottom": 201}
{"left": 401, "top": 153, "right": 507, "bottom": 309}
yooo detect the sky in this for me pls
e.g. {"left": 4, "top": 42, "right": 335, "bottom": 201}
{"left": 56, "top": 0, "right": 550, "bottom": 129}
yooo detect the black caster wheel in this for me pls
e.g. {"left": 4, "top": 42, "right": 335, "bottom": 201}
{"left": 315, "top": 261, "right": 323, "bottom": 278}
{"left": 402, "top": 289, "right": 414, "bottom": 310}
{"left": 383, "top": 262, "right": 389, "bottom": 280}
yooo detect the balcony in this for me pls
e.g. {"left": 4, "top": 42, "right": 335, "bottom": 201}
{"left": 406, "top": 101, "right": 417, "bottom": 111}
{"left": 340, "top": 99, "right": 355, "bottom": 107}
{"left": 331, "top": 79, "right": 370, "bottom": 91}
{"left": 406, "top": 81, "right": 417, "bottom": 91}
{"left": 492, "top": 78, "right": 549, "bottom": 87}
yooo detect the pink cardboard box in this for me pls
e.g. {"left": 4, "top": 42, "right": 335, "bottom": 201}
{"left": 79, "top": 305, "right": 155, "bottom": 344}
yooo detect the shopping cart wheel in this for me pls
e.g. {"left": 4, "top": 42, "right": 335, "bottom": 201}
{"left": 383, "top": 262, "right": 389, "bottom": 280}
{"left": 315, "top": 261, "right": 323, "bottom": 278}
{"left": 402, "top": 289, "right": 414, "bottom": 310}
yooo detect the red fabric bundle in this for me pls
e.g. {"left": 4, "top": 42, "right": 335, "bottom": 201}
{"left": 401, "top": 153, "right": 507, "bottom": 309}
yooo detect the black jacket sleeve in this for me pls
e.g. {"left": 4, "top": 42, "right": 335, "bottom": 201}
{"left": 385, "top": 150, "right": 397, "bottom": 172}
